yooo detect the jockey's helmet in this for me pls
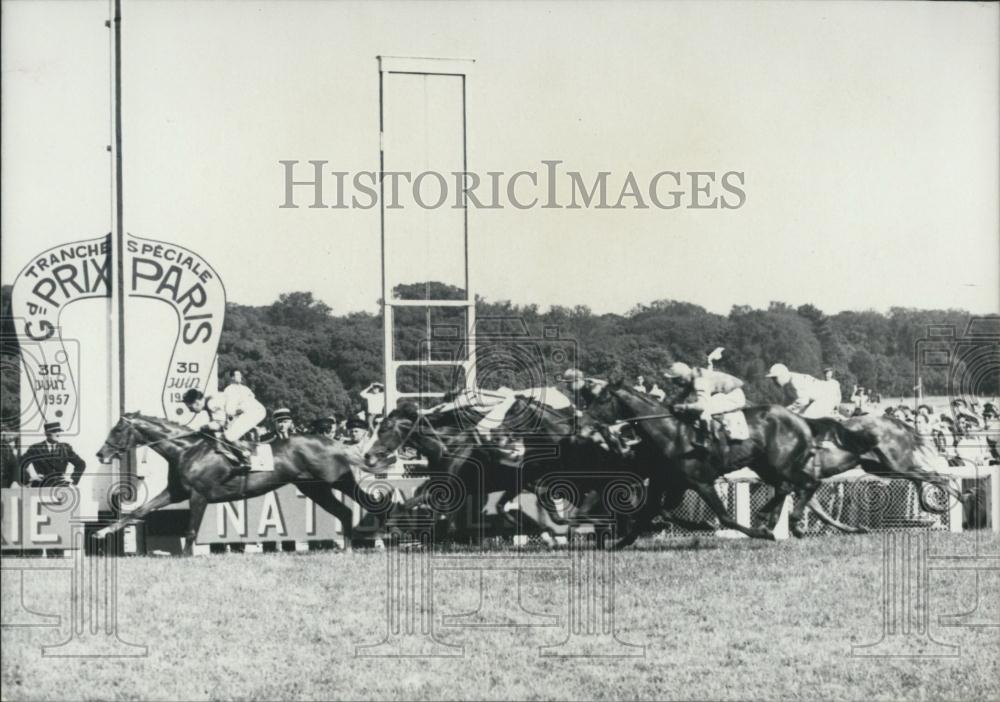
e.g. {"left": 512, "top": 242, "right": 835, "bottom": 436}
{"left": 182, "top": 388, "right": 205, "bottom": 406}
{"left": 663, "top": 361, "right": 692, "bottom": 382}
{"left": 561, "top": 368, "right": 585, "bottom": 391}
{"left": 765, "top": 363, "right": 791, "bottom": 384}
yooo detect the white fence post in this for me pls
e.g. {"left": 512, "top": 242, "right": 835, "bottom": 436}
{"left": 734, "top": 481, "right": 751, "bottom": 529}
{"left": 949, "top": 476, "right": 964, "bottom": 534}
{"left": 991, "top": 464, "right": 1000, "bottom": 534}
{"left": 772, "top": 495, "right": 792, "bottom": 540}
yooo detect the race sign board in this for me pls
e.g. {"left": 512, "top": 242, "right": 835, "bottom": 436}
{"left": 9, "top": 234, "right": 225, "bottom": 514}
{"left": 0, "top": 487, "right": 77, "bottom": 552}
{"left": 194, "top": 484, "right": 344, "bottom": 544}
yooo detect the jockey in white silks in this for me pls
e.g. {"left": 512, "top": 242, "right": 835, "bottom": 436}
{"left": 765, "top": 363, "right": 838, "bottom": 418}
{"left": 663, "top": 361, "right": 750, "bottom": 441}
{"left": 183, "top": 381, "right": 267, "bottom": 468}
{"left": 465, "top": 383, "right": 574, "bottom": 464}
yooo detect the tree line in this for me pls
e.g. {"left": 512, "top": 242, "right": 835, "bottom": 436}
{"left": 1, "top": 283, "right": 995, "bottom": 427}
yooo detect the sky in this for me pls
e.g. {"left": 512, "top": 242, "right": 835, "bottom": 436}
{"left": 2, "top": 0, "right": 998, "bottom": 317}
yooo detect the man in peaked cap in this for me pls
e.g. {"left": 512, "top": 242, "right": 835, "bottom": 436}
{"left": 20, "top": 421, "right": 87, "bottom": 487}
{"left": 260, "top": 407, "right": 296, "bottom": 442}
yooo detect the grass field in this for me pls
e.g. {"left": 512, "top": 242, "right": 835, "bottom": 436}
{"left": 3, "top": 532, "right": 999, "bottom": 701}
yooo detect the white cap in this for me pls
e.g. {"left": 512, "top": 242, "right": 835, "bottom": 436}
{"left": 663, "top": 362, "right": 692, "bottom": 379}
{"left": 766, "top": 363, "right": 790, "bottom": 382}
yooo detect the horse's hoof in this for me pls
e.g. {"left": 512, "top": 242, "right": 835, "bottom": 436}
{"left": 856, "top": 526, "right": 870, "bottom": 535}
{"left": 756, "top": 529, "right": 777, "bottom": 541}
{"left": 790, "top": 526, "right": 805, "bottom": 539}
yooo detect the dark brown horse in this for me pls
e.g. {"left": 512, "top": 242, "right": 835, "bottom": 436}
{"left": 363, "top": 403, "right": 533, "bottom": 539}
{"left": 802, "top": 413, "right": 969, "bottom": 516}
{"left": 95, "top": 413, "right": 392, "bottom": 554}
{"left": 363, "top": 401, "right": 619, "bottom": 538}
{"left": 585, "top": 382, "right": 879, "bottom": 547}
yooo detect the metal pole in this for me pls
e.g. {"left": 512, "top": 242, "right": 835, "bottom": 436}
{"left": 377, "top": 57, "right": 392, "bottom": 414}
{"left": 112, "top": 0, "right": 132, "bottom": 483}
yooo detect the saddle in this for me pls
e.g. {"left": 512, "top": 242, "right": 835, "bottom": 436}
{"left": 674, "top": 411, "right": 736, "bottom": 471}
{"left": 207, "top": 433, "right": 254, "bottom": 476}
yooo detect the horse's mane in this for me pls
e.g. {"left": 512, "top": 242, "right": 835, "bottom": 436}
{"left": 125, "top": 412, "right": 197, "bottom": 435}
{"left": 802, "top": 416, "right": 879, "bottom": 455}
{"left": 606, "top": 381, "right": 668, "bottom": 411}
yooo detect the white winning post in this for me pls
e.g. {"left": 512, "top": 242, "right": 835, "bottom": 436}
{"left": 378, "top": 56, "right": 477, "bottom": 413}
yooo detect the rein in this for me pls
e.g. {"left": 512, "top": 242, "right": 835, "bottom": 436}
{"left": 107, "top": 416, "right": 199, "bottom": 453}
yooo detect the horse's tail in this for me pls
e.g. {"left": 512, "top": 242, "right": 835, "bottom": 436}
{"left": 802, "top": 417, "right": 879, "bottom": 456}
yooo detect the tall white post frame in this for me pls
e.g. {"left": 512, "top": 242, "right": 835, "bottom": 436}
{"left": 378, "top": 56, "right": 476, "bottom": 412}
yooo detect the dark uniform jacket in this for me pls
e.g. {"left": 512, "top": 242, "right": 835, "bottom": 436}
{"left": 1, "top": 440, "right": 18, "bottom": 489}
{"left": 20, "top": 440, "right": 87, "bottom": 486}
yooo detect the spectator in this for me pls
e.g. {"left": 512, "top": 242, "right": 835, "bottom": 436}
{"left": 952, "top": 399, "right": 982, "bottom": 435}
{"left": 343, "top": 416, "right": 370, "bottom": 446}
{"left": 261, "top": 408, "right": 296, "bottom": 442}
{"left": 20, "top": 422, "right": 86, "bottom": 487}
{"left": 359, "top": 383, "right": 385, "bottom": 422}
{"left": 648, "top": 382, "right": 666, "bottom": 401}
{"left": 851, "top": 385, "right": 868, "bottom": 410}
{"left": 931, "top": 414, "right": 956, "bottom": 454}
{"left": 633, "top": 375, "right": 647, "bottom": 394}
{"left": 983, "top": 402, "right": 997, "bottom": 422}
{"left": 312, "top": 415, "right": 340, "bottom": 439}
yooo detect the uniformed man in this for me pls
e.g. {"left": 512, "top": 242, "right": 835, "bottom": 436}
{"left": 766, "top": 363, "right": 838, "bottom": 418}
{"left": 1, "top": 429, "right": 18, "bottom": 488}
{"left": 261, "top": 408, "right": 296, "bottom": 442}
{"left": 20, "top": 421, "right": 87, "bottom": 487}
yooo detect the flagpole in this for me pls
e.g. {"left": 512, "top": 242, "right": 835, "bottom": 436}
{"left": 110, "top": 0, "right": 131, "bottom": 486}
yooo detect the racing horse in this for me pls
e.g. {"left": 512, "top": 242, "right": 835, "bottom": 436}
{"left": 363, "top": 401, "right": 618, "bottom": 539}
{"left": 95, "top": 413, "right": 394, "bottom": 554}
{"left": 585, "top": 382, "right": 880, "bottom": 547}
{"left": 801, "top": 413, "right": 971, "bottom": 521}
{"left": 364, "top": 402, "right": 503, "bottom": 540}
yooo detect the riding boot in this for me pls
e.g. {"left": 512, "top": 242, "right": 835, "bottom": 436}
{"left": 217, "top": 439, "right": 252, "bottom": 476}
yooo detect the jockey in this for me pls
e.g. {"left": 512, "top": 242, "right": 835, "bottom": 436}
{"left": 183, "top": 380, "right": 266, "bottom": 468}
{"left": 766, "top": 363, "right": 837, "bottom": 418}
{"left": 663, "top": 361, "right": 747, "bottom": 432}
{"left": 559, "top": 368, "right": 624, "bottom": 454}
{"left": 561, "top": 368, "right": 606, "bottom": 409}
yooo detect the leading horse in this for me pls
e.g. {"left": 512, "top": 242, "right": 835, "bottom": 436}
{"left": 803, "top": 412, "right": 971, "bottom": 515}
{"left": 585, "top": 382, "right": 879, "bottom": 547}
{"left": 95, "top": 413, "right": 393, "bottom": 554}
